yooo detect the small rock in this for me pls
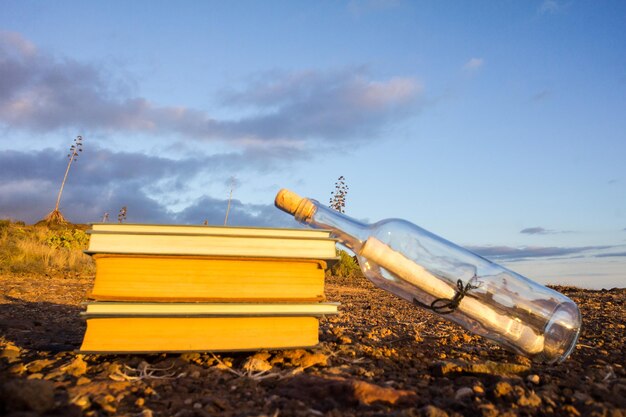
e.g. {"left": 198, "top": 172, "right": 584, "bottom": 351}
{"left": 297, "top": 352, "right": 329, "bottom": 368}
{"left": 43, "top": 369, "right": 66, "bottom": 381}
{"left": 180, "top": 352, "right": 201, "bottom": 363}
{"left": 561, "top": 404, "right": 581, "bottom": 416}
{"left": 71, "top": 394, "right": 91, "bottom": 410}
{"left": 419, "top": 405, "right": 449, "bottom": 417}
{"left": 242, "top": 354, "right": 273, "bottom": 373}
{"left": 473, "top": 385, "right": 485, "bottom": 394}
{"left": 454, "top": 387, "right": 474, "bottom": 401}
{"left": 1, "top": 378, "right": 56, "bottom": 413}
{"left": 26, "top": 358, "right": 56, "bottom": 373}
{"left": 76, "top": 376, "right": 91, "bottom": 385}
{"left": 478, "top": 403, "right": 499, "bottom": 417}
{"left": 518, "top": 391, "right": 542, "bottom": 407}
{"left": 9, "top": 363, "right": 27, "bottom": 374}
{"left": 527, "top": 374, "right": 540, "bottom": 385}
{"left": 494, "top": 381, "right": 513, "bottom": 397}
{"left": 95, "top": 393, "right": 117, "bottom": 414}
{"left": 1, "top": 342, "right": 21, "bottom": 363}
{"left": 572, "top": 391, "right": 592, "bottom": 404}
{"left": 352, "top": 380, "right": 416, "bottom": 406}
{"left": 455, "top": 387, "right": 474, "bottom": 400}
{"left": 62, "top": 355, "right": 88, "bottom": 377}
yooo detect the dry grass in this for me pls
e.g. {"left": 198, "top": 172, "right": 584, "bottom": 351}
{"left": 0, "top": 220, "right": 94, "bottom": 275}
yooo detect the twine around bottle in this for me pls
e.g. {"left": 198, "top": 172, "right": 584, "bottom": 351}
{"left": 413, "top": 278, "right": 480, "bottom": 314}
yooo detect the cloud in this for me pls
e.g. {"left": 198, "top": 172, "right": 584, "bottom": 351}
{"left": 173, "top": 196, "right": 297, "bottom": 228}
{"left": 0, "top": 146, "right": 296, "bottom": 225}
{"left": 520, "top": 227, "right": 553, "bottom": 235}
{"left": 520, "top": 226, "right": 574, "bottom": 235}
{"left": 538, "top": 0, "right": 561, "bottom": 14}
{"left": 463, "top": 58, "right": 484, "bottom": 71}
{"left": 218, "top": 68, "right": 422, "bottom": 143}
{"left": 595, "top": 252, "right": 626, "bottom": 258}
{"left": 467, "top": 245, "right": 612, "bottom": 261}
{"left": 0, "top": 32, "right": 423, "bottom": 149}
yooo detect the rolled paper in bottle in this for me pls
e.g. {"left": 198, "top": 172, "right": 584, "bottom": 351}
{"left": 360, "top": 237, "right": 545, "bottom": 355}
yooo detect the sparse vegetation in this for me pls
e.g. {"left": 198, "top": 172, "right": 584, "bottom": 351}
{"left": 329, "top": 175, "right": 349, "bottom": 214}
{"left": 0, "top": 220, "right": 93, "bottom": 275}
{"left": 328, "top": 249, "right": 363, "bottom": 280}
{"left": 118, "top": 206, "right": 127, "bottom": 223}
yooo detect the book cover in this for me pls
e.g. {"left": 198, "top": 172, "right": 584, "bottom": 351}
{"left": 86, "top": 230, "right": 337, "bottom": 259}
{"left": 89, "top": 255, "right": 328, "bottom": 302}
{"left": 80, "top": 316, "right": 322, "bottom": 353}
{"left": 83, "top": 301, "right": 339, "bottom": 316}
{"left": 89, "top": 223, "right": 332, "bottom": 238}
{"left": 80, "top": 303, "right": 338, "bottom": 353}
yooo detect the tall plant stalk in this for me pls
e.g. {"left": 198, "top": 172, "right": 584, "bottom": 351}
{"left": 224, "top": 176, "right": 237, "bottom": 225}
{"left": 44, "top": 135, "right": 83, "bottom": 224}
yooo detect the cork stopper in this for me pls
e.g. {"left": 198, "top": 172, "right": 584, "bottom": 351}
{"left": 275, "top": 189, "right": 316, "bottom": 222}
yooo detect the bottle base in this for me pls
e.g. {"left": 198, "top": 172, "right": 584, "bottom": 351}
{"left": 540, "top": 302, "right": 582, "bottom": 364}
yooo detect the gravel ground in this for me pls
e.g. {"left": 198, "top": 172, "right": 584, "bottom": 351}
{"left": 0, "top": 271, "right": 624, "bottom": 417}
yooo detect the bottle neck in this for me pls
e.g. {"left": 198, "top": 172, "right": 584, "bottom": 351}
{"left": 304, "top": 200, "right": 369, "bottom": 253}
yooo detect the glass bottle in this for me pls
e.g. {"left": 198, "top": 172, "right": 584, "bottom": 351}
{"left": 275, "top": 189, "right": 581, "bottom": 364}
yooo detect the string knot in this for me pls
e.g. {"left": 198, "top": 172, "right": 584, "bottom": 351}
{"left": 414, "top": 277, "right": 479, "bottom": 315}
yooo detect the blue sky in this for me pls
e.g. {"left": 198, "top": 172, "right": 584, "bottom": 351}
{"left": 1, "top": 1, "right": 624, "bottom": 288}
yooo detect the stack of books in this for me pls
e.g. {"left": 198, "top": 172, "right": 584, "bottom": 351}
{"left": 79, "top": 223, "right": 339, "bottom": 353}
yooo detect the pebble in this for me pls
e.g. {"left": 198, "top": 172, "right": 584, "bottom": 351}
{"left": 62, "top": 355, "right": 88, "bottom": 377}
{"left": 351, "top": 379, "right": 416, "bottom": 406}
{"left": 455, "top": 387, "right": 474, "bottom": 400}
{"left": 9, "top": 363, "right": 27, "bottom": 374}
{"left": 0, "top": 343, "right": 21, "bottom": 363}
{"left": 527, "top": 374, "right": 540, "bottom": 385}
{"left": 494, "top": 381, "right": 513, "bottom": 397}
{"left": 420, "top": 405, "right": 449, "bottom": 417}
{"left": 242, "top": 356, "right": 273, "bottom": 373}
{"left": 76, "top": 376, "right": 91, "bottom": 385}
{"left": 26, "top": 358, "right": 56, "bottom": 373}
{"left": 517, "top": 391, "right": 542, "bottom": 407}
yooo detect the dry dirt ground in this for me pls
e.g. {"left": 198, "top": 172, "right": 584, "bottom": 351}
{"left": 0, "top": 271, "right": 624, "bottom": 417}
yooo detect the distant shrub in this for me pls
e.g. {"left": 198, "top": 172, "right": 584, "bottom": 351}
{"left": 329, "top": 249, "right": 363, "bottom": 280}
{"left": 0, "top": 223, "right": 93, "bottom": 275}
{"left": 45, "top": 229, "right": 89, "bottom": 249}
